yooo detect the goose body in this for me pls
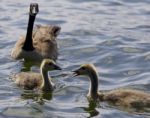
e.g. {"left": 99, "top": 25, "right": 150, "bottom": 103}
{"left": 99, "top": 89, "right": 150, "bottom": 108}
{"left": 11, "top": 3, "right": 61, "bottom": 61}
{"left": 12, "top": 59, "right": 61, "bottom": 91}
{"left": 73, "top": 64, "right": 150, "bottom": 110}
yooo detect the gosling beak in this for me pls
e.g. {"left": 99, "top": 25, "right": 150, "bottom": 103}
{"left": 72, "top": 69, "right": 80, "bottom": 77}
{"left": 54, "top": 65, "right": 62, "bottom": 70}
{"left": 30, "top": 3, "right": 39, "bottom": 15}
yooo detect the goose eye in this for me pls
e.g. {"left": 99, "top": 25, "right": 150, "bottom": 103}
{"left": 48, "top": 63, "right": 52, "bottom": 66}
{"left": 82, "top": 67, "right": 86, "bottom": 70}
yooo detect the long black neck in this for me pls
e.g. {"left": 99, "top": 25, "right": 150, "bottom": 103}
{"left": 22, "top": 14, "right": 36, "bottom": 51}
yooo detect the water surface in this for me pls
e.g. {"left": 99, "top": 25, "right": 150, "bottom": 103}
{"left": 0, "top": 0, "right": 150, "bottom": 117}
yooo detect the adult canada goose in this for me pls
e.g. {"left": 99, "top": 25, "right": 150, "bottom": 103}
{"left": 73, "top": 64, "right": 150, "bottom": 110}
{"left": 11, "top": 3, "right": 61, "bottom": 61}
{"left": 12, "top": 59, "right": 61, "bottom": 91}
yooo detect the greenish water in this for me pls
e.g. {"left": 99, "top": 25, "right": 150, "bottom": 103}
{"left": 0, "top": 0, "right": 150, "bottom": 117}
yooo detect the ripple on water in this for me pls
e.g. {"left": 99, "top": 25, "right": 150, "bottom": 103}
{"left": 122, "top": 47, "right": 143, "bottom": 53}
{"left": 0, "top": 0, "right": 150, "bottom": 118}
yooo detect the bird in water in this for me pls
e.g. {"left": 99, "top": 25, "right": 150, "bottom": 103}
{"left": 11, "top": 59, "right": 61, "bottom": 91}
{"left": 73, "top": 64, "right": 150, "bottom": 111}
{"left": 11, "top": 3, "right": 61, "bottom": 61}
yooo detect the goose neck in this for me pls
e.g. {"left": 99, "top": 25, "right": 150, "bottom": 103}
{"left": 88, "top": 69, "right": 99, "bottom": 98}
{"left": 22, "top": 14, "right": 36, "bottom": 51}
{"left": 41, "top": 67, "right": 53, "bottom": 91}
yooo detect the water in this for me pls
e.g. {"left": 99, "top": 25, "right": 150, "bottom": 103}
{"left": 0, "top": 0, "right": 150, "bottom": 117}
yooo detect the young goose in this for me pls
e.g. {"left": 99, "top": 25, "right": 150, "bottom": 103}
{"left": 73, "top": 64, "right": 150, "bottom": 109}
{"left": 32, "top": 25, "right": 61, "bottom": 61}
{"left": 12, "top": 59, "right": 61, "bottom": 91}
{"left": 11, "top": 3, "right": 61, "bottom": 61}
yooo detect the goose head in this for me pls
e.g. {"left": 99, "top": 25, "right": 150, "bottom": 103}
{"left": 73, "top": 64, "right": 99, "bottom": 99}
{"left": 41, "top": 59, "right": 61, "bottom": 71}
{"left": 29, "top": 3, "right": 39, "bottom": 16}
{"left": 35, "top": 25, "right": 61, "bottom": 38}
{"left": 73, "top": 64, "right": 98, "bottom": 77}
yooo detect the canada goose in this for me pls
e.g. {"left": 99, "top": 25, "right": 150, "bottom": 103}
{"left": 12, "top": 59, "right": 61, "bottom": 91}
{"left": 73, "top": 64, "right": 150, "bottom": 110}
{"left": 11, "top": 3, "right": 61, "bottom": 61}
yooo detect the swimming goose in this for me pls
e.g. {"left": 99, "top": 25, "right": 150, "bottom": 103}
{"left": 11, "top": 3, "right": 61, "bottom": 61}
{"left": 73, "top": 64, "right": 150, "bottom": 109}
{"left": 32, "top": 25, "right": 61, "bottom": 61}
{"left": 12, "top": 59, "right": 61, "bottom": 91}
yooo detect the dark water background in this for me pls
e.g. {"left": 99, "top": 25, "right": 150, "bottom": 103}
{"left": 0, "top": 0, "right": 150, "bottom": 117}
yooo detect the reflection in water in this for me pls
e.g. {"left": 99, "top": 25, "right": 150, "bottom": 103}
{"left": 82, "top": 100, "right": 99, "bottom": 118}
{"left": 106, "top": 100, "right": 150, "bottom": 114}
{"left": 21, "top": 60, "right": 40, "bottom": 72}
{"left": 21, "top": 90, "right": 53, "bottom": 105}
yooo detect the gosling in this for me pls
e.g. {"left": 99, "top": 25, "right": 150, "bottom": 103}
{"left": 11, "top": 59, "right": 61, "bottom": 91}
{"left": 11, "top": 3, "right": 61, "bottom": 61}
{"left": 73, "top": 64, "right": 150, "bottom": 109}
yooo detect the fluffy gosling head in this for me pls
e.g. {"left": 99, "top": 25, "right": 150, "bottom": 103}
{"left": 41, "top": 59, "right": 61, "bottom": 71}
{"left": 73, "top": 64, "right": 98, "bottom": 77}
{"left": 35, "top": 25, "right": 61, "bottom": 37}
{"left": 73, "top": 64, "right": 99, "bottom": 100}
{"left": 30, "top": 3, "right": 39, "bottom": 16}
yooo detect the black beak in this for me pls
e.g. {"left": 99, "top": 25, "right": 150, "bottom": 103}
{"left": 54, "top": 65, "right": 62, "bottom": 70}
{"left": 30, "top": 3, "right": 39, "bottom": 15}
{"left": 72, "top": 69, "right": 80, "bottom": 77}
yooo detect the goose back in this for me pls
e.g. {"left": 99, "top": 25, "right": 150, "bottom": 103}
{"left": 12, "top": 72, "right": 42, "bottom": 90}
{"left": 101, "top": 89, "right": 150, "bottom": 108}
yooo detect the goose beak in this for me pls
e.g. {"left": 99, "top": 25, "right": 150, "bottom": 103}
{"left": 54, "top": 65, "right": 62, "bottom": 70}
{"left": 30, "top": 3, "right": 39, "bottom": 15}
{"left": 72, "top": 69, "right": 80, "bottom": 77}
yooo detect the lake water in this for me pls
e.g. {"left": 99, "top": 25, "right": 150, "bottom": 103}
{"left": 0, "top": 0, "right": 150, "bottom": 118}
